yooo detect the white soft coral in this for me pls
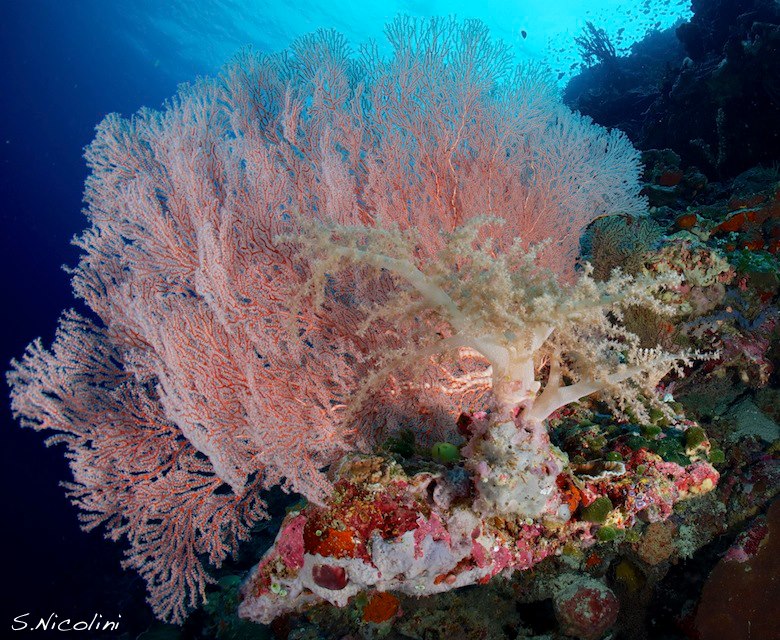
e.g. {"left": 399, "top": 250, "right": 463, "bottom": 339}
{"left": 289, "top": 215, "right": 713, "bottom": 518}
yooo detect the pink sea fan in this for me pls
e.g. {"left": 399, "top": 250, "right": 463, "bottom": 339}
{"left": 7, "top": 17, "right": 645, "bottom": 622}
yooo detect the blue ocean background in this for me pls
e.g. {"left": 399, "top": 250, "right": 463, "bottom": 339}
{"left": 1, "top": 0, "right": 692, "bottom": 634}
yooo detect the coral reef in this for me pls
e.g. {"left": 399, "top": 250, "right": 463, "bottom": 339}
{"left": 7, "top": 10, "right": 779, "bottom": 640}
{"left": 6, "top": 16, "right": 652, "bottom": 624}
{"left": 565, "top": 0, "right": 780, "bottom": 179}
{"left": 564, "top": 28, "right": 686, "bottom": 145}
{"left": 580, "top": 214, "right": 663, "bottom": 281}
{"left": 550, "top": 575, "right": 619, "bottom": 640}
{"left": 216, "top": 150, "right": 778, "bottom": 639}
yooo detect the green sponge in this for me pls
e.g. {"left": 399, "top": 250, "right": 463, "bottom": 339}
{"left": 581, "top": 496, "right": 613, "bottom": 523}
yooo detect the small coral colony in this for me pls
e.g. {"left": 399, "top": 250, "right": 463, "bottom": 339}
{"left": 8, "top": 14, "right": 778, "bottom": 639}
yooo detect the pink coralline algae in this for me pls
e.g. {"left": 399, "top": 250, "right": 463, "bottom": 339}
{"left": 722, "top": 516, "right": 769, "bottom": 563}
{"left": 274, "top": 516, "right": 307, "bottom": 571}
{"left": 552, "top": 577, "right": 620, "bottom": 640}
{"left": 238, "top": 448, "right": 717, "bottom": 624}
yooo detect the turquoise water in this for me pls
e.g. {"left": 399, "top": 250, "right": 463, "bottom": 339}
{"left": 116, "top": 0, "right": 691, "bottom": 83}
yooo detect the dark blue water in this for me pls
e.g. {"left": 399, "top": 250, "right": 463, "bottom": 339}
{"left": 0, "top": 2, "right": 197, "bottom": 633}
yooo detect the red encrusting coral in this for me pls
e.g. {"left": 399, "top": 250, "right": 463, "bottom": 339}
{"left": 362, "top": 592, "right": 401, "bottom": 624}
{"left": 554, "top": 580, "right": 620, "bottom": 640}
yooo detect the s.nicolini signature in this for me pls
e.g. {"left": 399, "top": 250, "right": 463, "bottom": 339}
{"left": 11, "top": 613, "right": 121, "bottom": 632}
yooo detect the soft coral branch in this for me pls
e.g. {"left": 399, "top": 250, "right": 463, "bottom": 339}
{"left": 290, "top": 216, "right": 705, "bottom": 422}
{"left": 289, "top": 215, "right": 714, "bottom": 517}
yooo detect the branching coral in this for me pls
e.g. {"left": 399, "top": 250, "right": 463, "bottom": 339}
{"left": 575, "top": 21, "right": 618, "bottom": 68}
